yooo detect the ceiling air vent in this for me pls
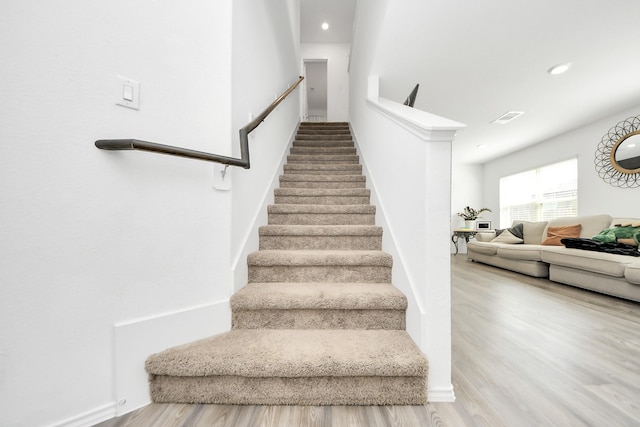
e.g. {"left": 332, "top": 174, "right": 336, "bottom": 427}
{"left": 491, "top": 111, "right": 524, "bottom": 125}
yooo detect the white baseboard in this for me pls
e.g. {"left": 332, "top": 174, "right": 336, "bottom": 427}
{"left": 47, "top": 403, "right": 116, "bottom": 427}
{"left": 113, "top": 301, "right": 231, "bottom": 417}
{"left": 428, "top": 385, "right": 456, "bottom": 402}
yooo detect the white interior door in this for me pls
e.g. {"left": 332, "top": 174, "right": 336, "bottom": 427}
{"left": 303, "top": 59, "right": 327, "bottom": 122}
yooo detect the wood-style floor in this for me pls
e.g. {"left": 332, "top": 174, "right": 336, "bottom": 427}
{"left": 96, "top": 255, "right": 640, "bottom": 427}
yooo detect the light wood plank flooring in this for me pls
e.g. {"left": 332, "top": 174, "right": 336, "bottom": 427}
{"left": 96, "top": 255, "right": 640, "bottom": 426}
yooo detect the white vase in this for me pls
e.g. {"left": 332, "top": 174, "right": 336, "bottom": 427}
{"left": 464, "top": 220, "right": 475, "bottom": 229}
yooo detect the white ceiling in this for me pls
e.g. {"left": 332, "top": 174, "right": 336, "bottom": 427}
{"left": 300, "top": 0, "right": 356, "bottom": 44}
{"left": 301, "top": 0, "right": 640, "bottom": 164}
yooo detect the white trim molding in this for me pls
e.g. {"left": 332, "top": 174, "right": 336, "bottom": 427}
{"left": 47, "top": 403, "right": 116, "bottom": 427}
{"left": 428, "top": 385, "right": 456, "bottom": 402}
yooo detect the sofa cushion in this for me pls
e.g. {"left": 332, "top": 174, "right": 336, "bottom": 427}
{"left": 518, "top": 221, "right": 548, "bottom": 245}
{"left": 546, "top": 214, "right": 612, "bottom": 239}
{"left": 497, "top": 244, "right": 545, "bottom": 262}
{"left": 541, "top": 246, "right": 638, "bottom": 278}
{"left": 542, "top": 224, "right": 582, "bottom": 246}
{"left": 467, "top": 241, "right": 498, "bottom": 256}
{"left": 625, "top": 262, "right": 640, "bottom": 285}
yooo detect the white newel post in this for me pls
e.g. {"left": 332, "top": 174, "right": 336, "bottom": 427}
{"left": 422, "top": 138, "right": 456, "bottom": 401}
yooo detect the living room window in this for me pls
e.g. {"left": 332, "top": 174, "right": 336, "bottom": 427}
{"left": 499, "top": 158, "right": 578, "bottom": 227}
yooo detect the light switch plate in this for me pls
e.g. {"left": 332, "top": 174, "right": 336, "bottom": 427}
{"left": 116, "top": 76, "right": 140, "bottom": 110}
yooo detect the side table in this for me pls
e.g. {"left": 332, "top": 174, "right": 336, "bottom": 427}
{"left": 451, "top": 229, "right": 477, "bottom": 255}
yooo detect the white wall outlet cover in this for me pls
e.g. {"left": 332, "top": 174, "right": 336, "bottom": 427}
{"left": 116, "top": 76, "right": 140, "bottom": 110}
{"left": 213, "top": 164, "right": 232, "bottom": 190}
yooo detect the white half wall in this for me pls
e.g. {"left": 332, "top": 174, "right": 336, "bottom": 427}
{"left": 354, "top": 81, "right": 464, "bottom": 402}
{"left": 301, "top": 43, "right": 351, "bottom": 122}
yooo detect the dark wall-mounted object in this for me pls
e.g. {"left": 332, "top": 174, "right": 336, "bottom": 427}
{"left": 403, "top": 84, "right": 420, "bottom": 108}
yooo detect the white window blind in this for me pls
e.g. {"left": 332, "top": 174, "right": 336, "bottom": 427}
{"left": 499, "top": 158, "right": 577, "bottom": 227}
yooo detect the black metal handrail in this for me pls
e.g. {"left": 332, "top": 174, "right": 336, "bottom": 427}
{"left": 95, "top": 76, "right": 304, "bottom": 169}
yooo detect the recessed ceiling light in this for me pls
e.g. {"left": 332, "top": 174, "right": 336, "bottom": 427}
{"left": 547, "top": 62, "right": 572, "bottom": 75}
{"left": 491, "top": 111, "right": 524, "bottom": 125}
{"left": 321, "top": 22, "right": 329, "bottom": 30}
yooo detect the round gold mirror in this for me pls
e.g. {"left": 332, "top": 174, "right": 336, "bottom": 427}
{"left": 612, "top": 131, "right": 640, "bottom": 173}
{"left": 595, "top": 115, "right": 640, "bottom": 188}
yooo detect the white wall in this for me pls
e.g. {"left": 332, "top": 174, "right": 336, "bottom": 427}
{"left": 230, "top": 0, "right": 301, "bottom": 290}
{"left": 301, "top": 43, "right": 351, "bottom": 122}
{"left": 482, "top": 105, "right": 640, "bottom": 224}
{"left": 0, "top": 1, "right": 234, "bottom": 426}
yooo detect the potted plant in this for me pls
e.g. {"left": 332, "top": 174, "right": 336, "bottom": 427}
{"left": 457, "top": 206, "right": 491, "bottom": 229}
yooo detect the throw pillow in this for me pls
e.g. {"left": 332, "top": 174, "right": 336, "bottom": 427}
{"left": 542, "top": 224, "right": 582, "bottom": 246}
{"left": 518, "top": 221, "right": 548, "bottom": 244}
{"left": 491, "top": 229, "right": 524, "bottom": 244}
{"left": 494, "top": 223, "right": 524, "bottom": 240}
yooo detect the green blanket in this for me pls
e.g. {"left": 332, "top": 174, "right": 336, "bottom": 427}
{"left": 592, "top": 225, "right": 640, "bottom": 246}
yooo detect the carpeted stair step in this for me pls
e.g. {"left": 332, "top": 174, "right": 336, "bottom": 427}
{"left": 293, "top": 140, "right": 354, "bottom": 148}
{"left": 248, "top": 250, "right": 392, "bottom": 283}
{"left": 300, "top": 121, "right": 349, "bottom": 128}
{"left": 267, "top": 204, "right": 376, "bottom": 225}
{"left": 259, "top": 225, "right": 382, "bottom": 250}
{"left": 286, "top": 154, "right": 359, "bottom": 164}
{"left": 301, "top": 121, "right": 349, "bottom": 124}
{"left": 146, "top": 329, "right": 428, "bottom": 405}
{"left": 279, "top": 174, "right": 366, "bottom": 189}
{"left": 230, "top": 282, "right": 407, "bottom": 329}
{"left": 297, "top": 129, "right": 351, "bottom": 136}
{"left": 274, "top": 188, "right": 370, "bottom": 205}
{"left": 296, "top": 134, "right": 353, "bottom": 141}
{"left": 289, "top": 146, "right": 356, "bottom": 155}
{"left": 295, "top": 129, "right": 350, "bottom": 135}
{"left": 284, "top": 164, "right": 362, "bottom": 175}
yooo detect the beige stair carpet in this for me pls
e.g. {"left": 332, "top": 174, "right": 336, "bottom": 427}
{"left": 146, "top": 121, "right": 428, "bottom": 405}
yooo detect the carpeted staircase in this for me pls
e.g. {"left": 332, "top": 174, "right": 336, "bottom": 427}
{"left": 145, "top": 122, "right": 429, "bottom": 405}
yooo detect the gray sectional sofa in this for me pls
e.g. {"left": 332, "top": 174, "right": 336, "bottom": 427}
{"left": 467, "top": 214, "right": 640, "bottom": 302}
